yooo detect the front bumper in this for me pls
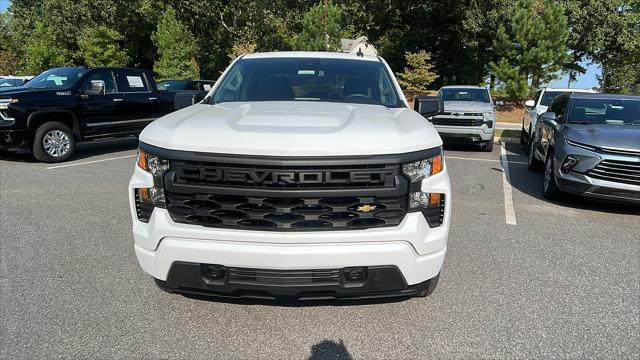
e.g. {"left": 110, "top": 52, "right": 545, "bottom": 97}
{"left": 556, "top": 171, "right": 640, "bottom": 204}
{"left": 0, "top": 129, "right": 31, "bottom": 149}
{"left": 129, "top": 162, "right": 451, "bottom": 296}
{"left": 433, "top": 124, "right": 494, "bottom": 143}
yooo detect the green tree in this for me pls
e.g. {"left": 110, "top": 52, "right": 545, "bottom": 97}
{"left": 151, "top": 7, "right": 199, "bottom": 80}
{"left": 294, "top": 1, "right": 343, "bottom": 51}
{"left": 492, "top": 0, "right": 570, "bottom": 98}
{"left": 23, "top": 21, "right": 72, "bottom": 74}
{"left": 396, "top": 51, "right": 439, "bottom": 100}
{"left": 78, "top": 26, "right": 129, "bottom": 67}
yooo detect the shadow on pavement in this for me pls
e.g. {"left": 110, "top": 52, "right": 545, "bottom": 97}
{"left": 0, "top": 136, "right": 139, "bottom": 163}
{"left": 308, "top": 340, "right": 353, "bottom": 360}
{"left": 180, "top": 292, "right": 413, "bottom": 307}
{"left": 503, "top": 142, "right": 639, "bottom": 215}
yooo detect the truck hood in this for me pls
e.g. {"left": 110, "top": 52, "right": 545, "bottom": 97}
{"left": 443, "top": 101, "right": 493, "bottom": 113}
{"left": 564, "top": 124, "right": 640, "bottom": 152}
{"left": 140, "top": 101, "right": 443, "bottom": 156}
{"left": 0, "top": 87, "right": 58, "bottom": 97}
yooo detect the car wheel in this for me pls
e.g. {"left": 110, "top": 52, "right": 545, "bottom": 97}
{"left": 483, "top": 137, "right": 494, "bottom": 152}
{"left": 415, "top": 273, "right": 440, "bottom": 298}
{"left": 543, "top": 153, "right": 563, "bottom": 200}
{"left": 527, "top": 138, "right": 543, "bottom": 171}
{"left": 520, "top": 120, "right": 526, "bottom": 145}
{"left": 32, "top": 122, "right": 76, "bottom": 163}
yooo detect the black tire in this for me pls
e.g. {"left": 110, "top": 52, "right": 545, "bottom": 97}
{"left": 543, "top": 153, "right": 563, "bottom": 200}
{"left": 527, "top": 137, "right": 543, "bottom": 171}
{"left": 483, "top": 136, "right": 494, "bottom": 152}
{"left": 154, "top": 278, "right": 176, "bottom": 294}
{"left": 32, "top": 122, "right": 76, "bottom": 163}
{"left": 520, "top": 120, "right": 526, "bottom": 145}
{"left": 415, "top": 273, "right": 440, "bottom": 298}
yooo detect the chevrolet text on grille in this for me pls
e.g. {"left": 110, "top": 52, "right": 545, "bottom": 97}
{"left": 181, "top": 168, "right": 396, "bottom": 185}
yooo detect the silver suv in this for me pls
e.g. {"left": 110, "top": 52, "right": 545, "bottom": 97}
{"left": 432, "top": 85, "right": 498, "bottom": 151}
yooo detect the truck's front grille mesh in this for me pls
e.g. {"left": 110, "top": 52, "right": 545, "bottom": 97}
{"left": 165, "top": 192, "right": 407, "bottom": 231}
{"left": 228, "top": 267, "right": 341, "bottom": 286}
{"left": 430, "top": 117, "right": 483, "bottom": 126}
{"left": 588, "top": 159, "right": 640, "bottom": 186}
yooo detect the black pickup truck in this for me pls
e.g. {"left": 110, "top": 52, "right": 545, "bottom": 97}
{"left": 0, "top": 67, "right": 201, "bottom": 162}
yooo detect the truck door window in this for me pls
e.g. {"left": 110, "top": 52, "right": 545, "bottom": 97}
{"left": 82, "top": 70, "right": 117, "bottom": 94}
{"left": 116, "top": 70, "right": 150, "bottom": 93}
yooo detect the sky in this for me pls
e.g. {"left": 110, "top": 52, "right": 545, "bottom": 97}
{"left": 0, "top": 0, "right": 601, "bottom": 89}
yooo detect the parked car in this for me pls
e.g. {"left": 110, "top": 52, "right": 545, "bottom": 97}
{"left": 0, "top": 76, "right": 32, "bottom": 88}
{"left": 157, "top": 79, "right": 216, "bottom": 110}
{"left": 0, "top": 67, "right": 181, "bottom": 162}
{"left": 432, "top": 85, "right": 500, "bottom": 151}
{"left": 156, "top": 79, "right": 215, "bottom": 92}
{"left": 527, "top": 93, "right": 639, "bottom": 204}
{"left": 129, "top": 51, "right": 451, "bottom": 300}
{"left": 521, "top": 87, "right": 596, "bottom": 148}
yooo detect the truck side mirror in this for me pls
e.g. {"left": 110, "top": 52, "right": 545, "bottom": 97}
{"left": 414, "top": 96, "right": 444, "bottom": 117}
{"left": 174, "top": 92, "right": 206, "bottom": 110}
{"left": 524, "top": 100, "right": 535, "bottom": 108}
{"left": 83, "top": 80, "right": 105, "bottom": 96}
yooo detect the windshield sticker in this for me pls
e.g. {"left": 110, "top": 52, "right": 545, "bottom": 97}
{"left": 126, "top": 76, "right": 145, "bottom": 88}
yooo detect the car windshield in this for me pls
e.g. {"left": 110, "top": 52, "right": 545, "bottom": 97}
{"left": 24, "top": 68, "right": 87, "bottom": 89}
{"left": 157, "top": 80, "right": 189, "bottom": 91}
{"left": 569, "top": 98, "right": 639, "bottom": 125}
{"left": 211, "top": 57, "right": 403, "bottom": 107}
{"left": 439, "top": 88, "right": 490, "bottom": 103}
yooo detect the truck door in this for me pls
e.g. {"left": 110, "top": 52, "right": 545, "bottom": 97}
{"left": 77, "top": 69, "right": 126, "bottom": 137}
{"left": 114, "top": 69, "right": 160, "bottom": 133}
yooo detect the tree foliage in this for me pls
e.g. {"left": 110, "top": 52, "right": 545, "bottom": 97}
{"left": 23, "top": 21, "right": 72, "bottom": 74}
{"left": 397, "top": 51, "right": 439, "bottom": 100}
{"left": 491, "top": 0, "right": 570, "bottom": 98}
{"left": 151, "top": 7, "right": 199, "bottom": 80}
{"left": 294, "top": 1, "right": 343, "bottom": 51}
{"left": 78, "top": 26, "right": 129, "bottom": 67}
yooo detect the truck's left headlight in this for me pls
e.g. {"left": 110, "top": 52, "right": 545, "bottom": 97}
{"left": 403, "top": 151, "right": 445, "bottom": 227}
{"left": 134, "top": 149, "right": 169, "bottom": 221}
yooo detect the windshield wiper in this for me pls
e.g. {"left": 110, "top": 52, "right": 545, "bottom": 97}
{"left": 568, "top": 120, "right": 592, "bottom": 124}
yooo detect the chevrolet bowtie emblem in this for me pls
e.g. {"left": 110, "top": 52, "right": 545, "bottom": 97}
{"left": 356, "top": 204, "right": 377, "bottom": 213}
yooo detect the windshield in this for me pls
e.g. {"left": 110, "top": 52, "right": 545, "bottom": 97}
{"left": 211, "top": 57, "right": 403, "bottom": 107}
{"left": 439, "top": 88, "right": 490, "bottom": 103}
{"left": 24, "top": 68, "right": 87, "bottom": 89}
{"left": 157, "top": 80, "right": 189, "bottom": 91}
{"left": 540, "top": 91, "right": 566, "bottom": 106}
{"left": 569, "top": 98, "right": 639, "bottom": 125}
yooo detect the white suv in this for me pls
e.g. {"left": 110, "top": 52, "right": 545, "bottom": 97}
{"left": 128, "top": 52, "right": 451, "bottom": 300}
{"left": 521, "top": 87, "right": 596, "bottom": 148}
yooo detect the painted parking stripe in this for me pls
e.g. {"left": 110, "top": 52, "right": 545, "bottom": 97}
{"left": 500, "top": 142, "right": 517, "bottom": 225}
{"left": 46, "top": 154, "right": 136, "bottom": 170}
{"left": 446, "top": 156, "right": 527, "bottom": 165}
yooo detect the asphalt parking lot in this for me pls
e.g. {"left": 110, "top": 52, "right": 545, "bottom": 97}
{"left": 1, "top": 139, "right": 638, "bottom": 359}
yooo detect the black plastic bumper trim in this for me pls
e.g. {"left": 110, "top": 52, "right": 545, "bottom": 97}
{"left": 160, "top": 261, "right": 428, "bottom": 300}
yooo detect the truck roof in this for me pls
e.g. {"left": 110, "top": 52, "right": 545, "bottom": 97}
{"left": 439, "top": 85, "right": 487, "bottom": 89}
{"left": 570, "top": 93, "right": 640, "bottom": 100}
{"left": 540, "top": 87, "right": 596, "bottom": 93}
{"left": 241, "top": 51, "right": 380, "bottom": 62}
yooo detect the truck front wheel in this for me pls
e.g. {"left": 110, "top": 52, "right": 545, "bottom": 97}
{"left": 32, "top": 122, "right": 76, "bottom": 163}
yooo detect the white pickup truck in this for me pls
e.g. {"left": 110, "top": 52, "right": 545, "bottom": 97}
{"left": 521, "top": 87, "right": 596, "bottom": 150}
{"left": 128, "top": 52, "right": 451, "bottom": 300}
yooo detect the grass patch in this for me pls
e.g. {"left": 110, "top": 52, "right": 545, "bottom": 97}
{"left": 495, "top": 129, "right": 521, "bottom": 138}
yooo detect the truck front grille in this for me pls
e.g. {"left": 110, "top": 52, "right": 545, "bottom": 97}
{"left": 430, "top": 117, "right": 483, "bottom": 126}
{"left": 228, "top": 267, "right": 342, "bottom": 286}
{"left": 165, "top": 191, "right": 407, "bottom": 231}
{"left": 588, "top": 159, "right": 640, "bottom": 186}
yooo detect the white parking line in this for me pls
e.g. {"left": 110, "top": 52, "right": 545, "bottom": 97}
{"left": 447, "top": 156, "right": 527, "bottom": 165}
{"left": 500, "top": 142, "right": 517, "bottom": 225}
{"left": 46, "top": 154, "right": 136, "bottom": 170}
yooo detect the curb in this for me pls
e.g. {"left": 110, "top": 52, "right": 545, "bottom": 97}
{"left": 494, "top": 137, "right": 520, "bottom": 144}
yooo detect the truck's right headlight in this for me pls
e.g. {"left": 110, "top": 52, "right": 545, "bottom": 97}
{"left": 134, "top": 149, "right": 170, "bottom": 222}
{"left": 403, "top": 151, "right": 445, "bottom": 227}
